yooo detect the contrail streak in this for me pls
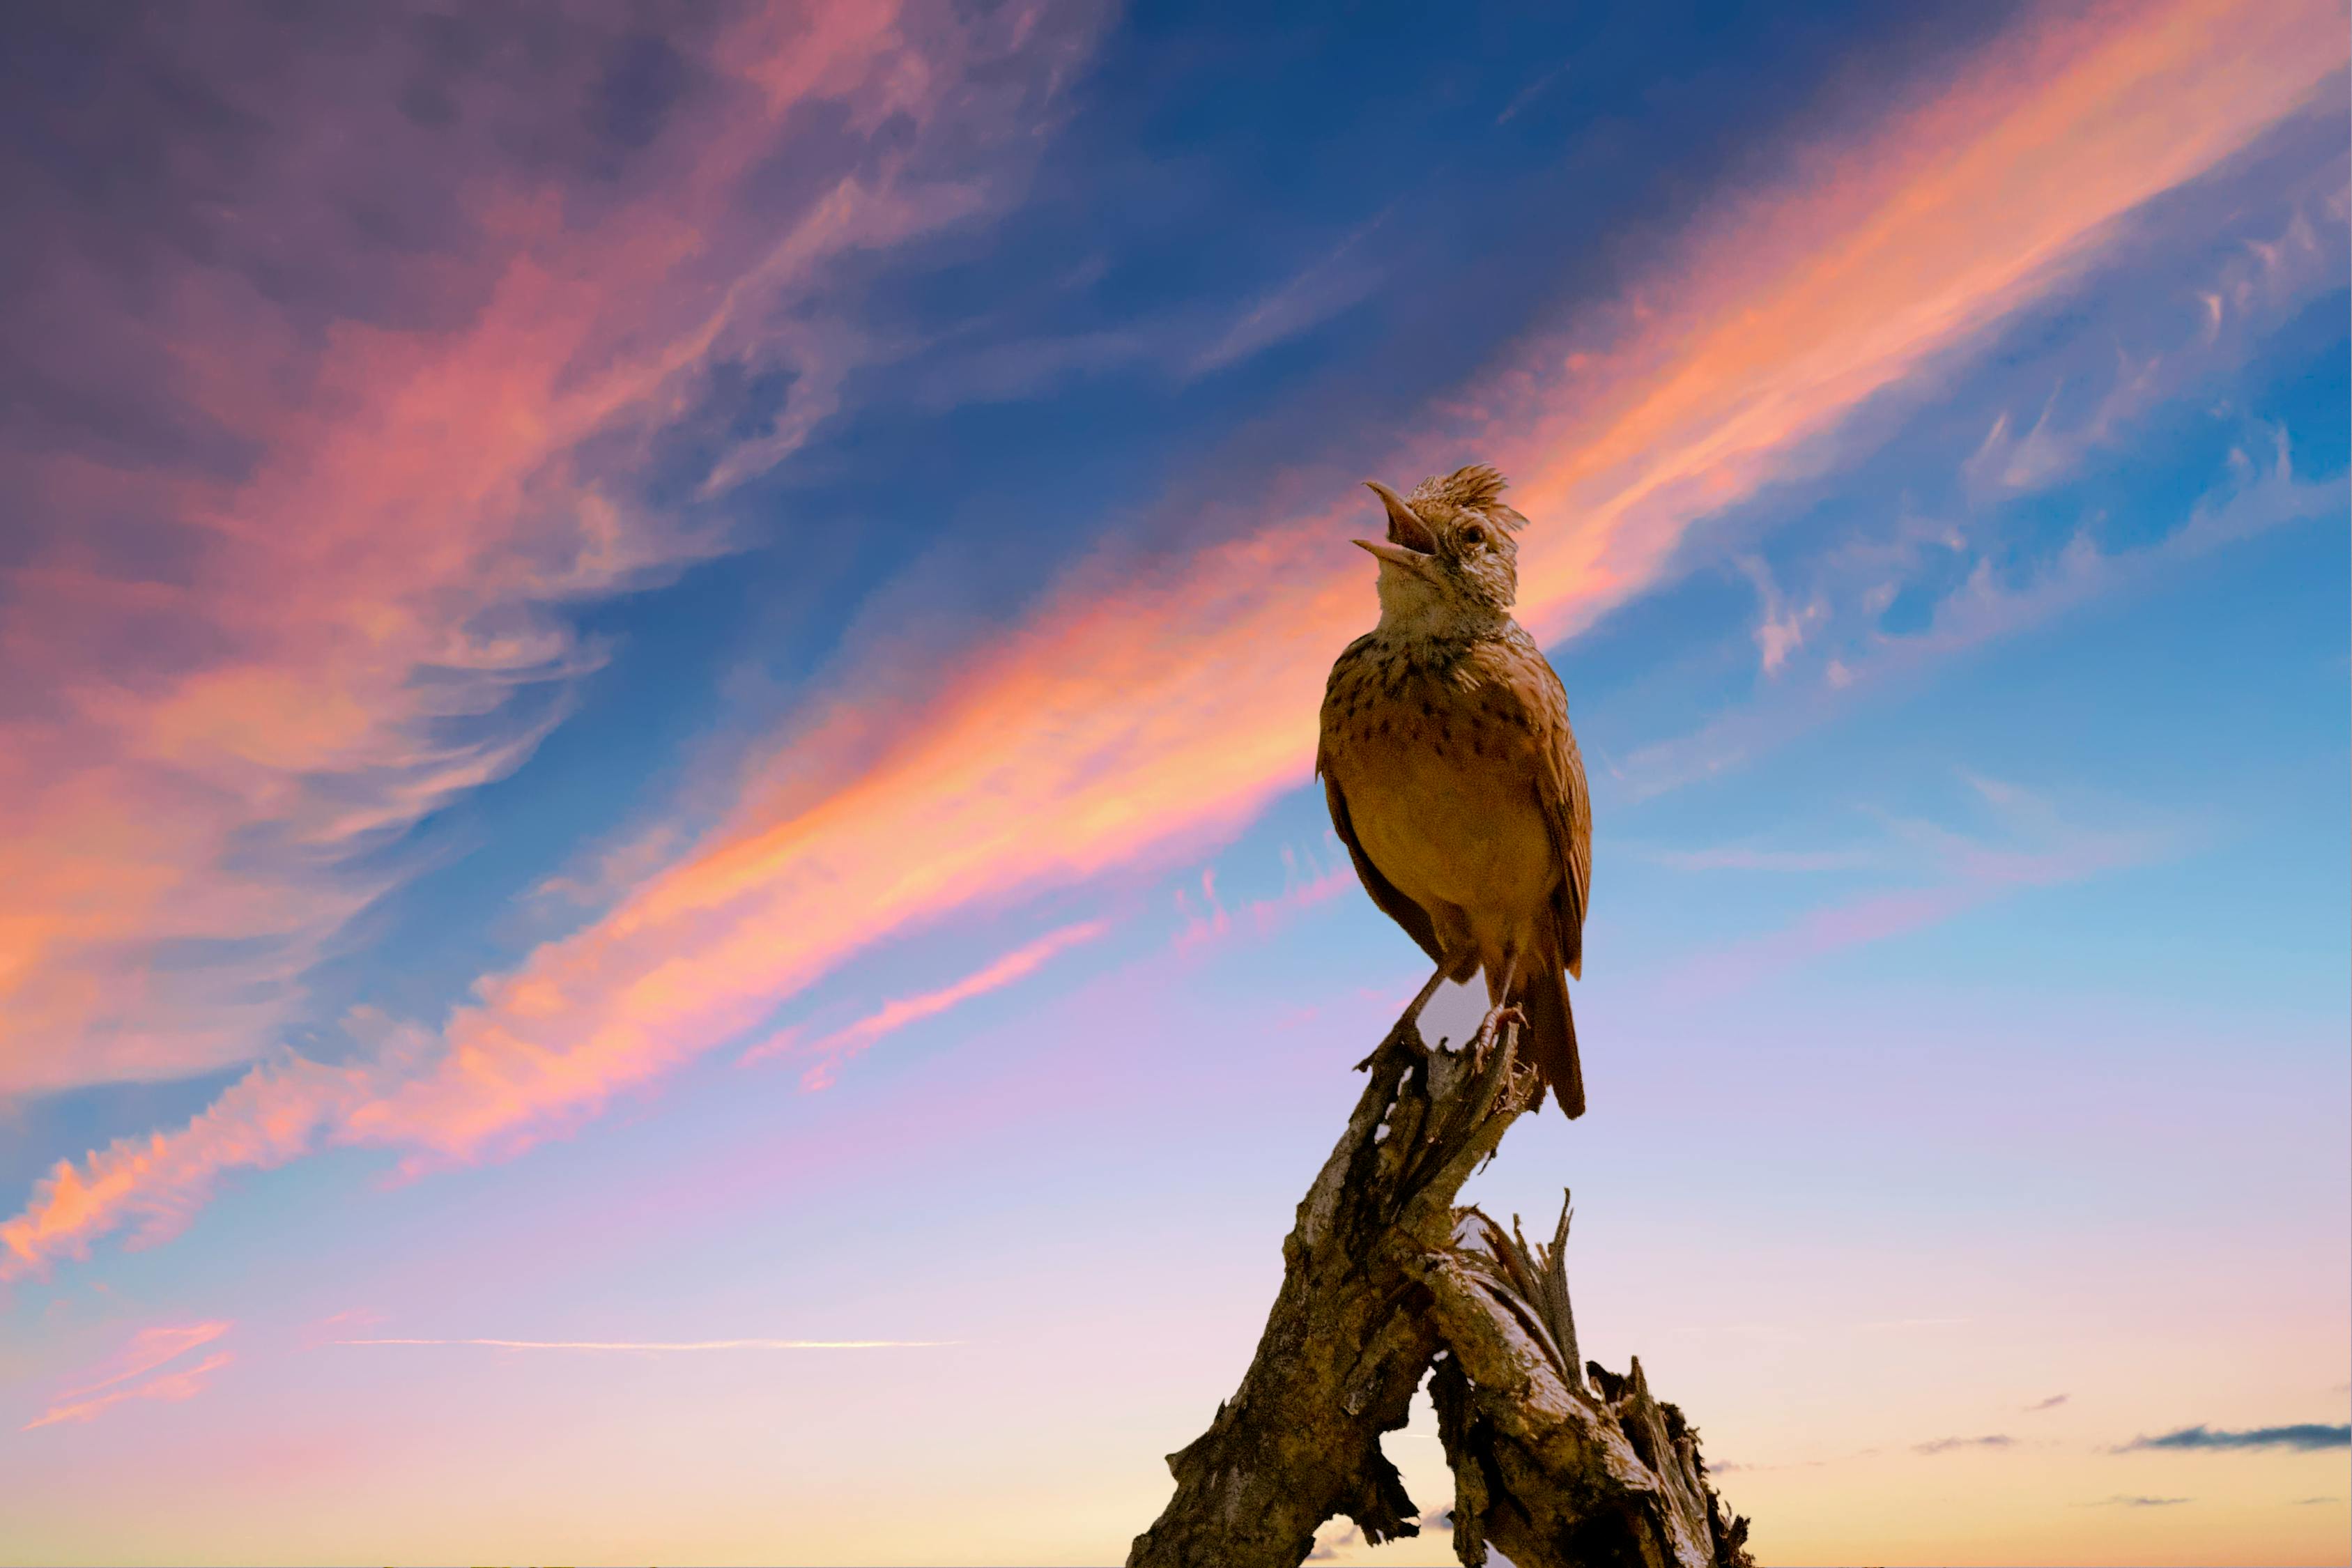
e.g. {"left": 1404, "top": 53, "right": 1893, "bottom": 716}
{"left": 332, "top": 1337, "right": 959, "bottom": 1351}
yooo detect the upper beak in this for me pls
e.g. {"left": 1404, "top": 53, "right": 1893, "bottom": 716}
{"left": 1354, "top": 537, "right": 1434, "bottom": 574}
{"left": 1363, "top": 479, "right": 1437, "bottom": 553}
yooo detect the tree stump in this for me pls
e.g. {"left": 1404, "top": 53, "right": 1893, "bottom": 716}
{"left": 1127, "top": 1005, "right": 1751, "bottom": 1568}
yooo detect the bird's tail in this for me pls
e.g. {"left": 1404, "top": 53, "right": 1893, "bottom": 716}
{"left": 1512, "top": 964, "right": 1585, "bottom": 1119}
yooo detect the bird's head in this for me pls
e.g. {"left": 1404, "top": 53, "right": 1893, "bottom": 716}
{"left": 1355, "top": 463, "right": 1528, "bottom": 635}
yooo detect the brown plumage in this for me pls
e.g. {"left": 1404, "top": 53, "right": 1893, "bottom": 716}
{"left": 1315, "top": 464, "right": 1592, "bottom": 1116}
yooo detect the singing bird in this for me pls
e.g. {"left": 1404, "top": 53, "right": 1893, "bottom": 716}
{"left": 1316, "top": 464, "right": 1592, "bottom": 1116}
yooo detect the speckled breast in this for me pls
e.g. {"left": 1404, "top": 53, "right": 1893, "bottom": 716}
{"left": 1321, "top": 637, "right": 1558, "bottom": 919}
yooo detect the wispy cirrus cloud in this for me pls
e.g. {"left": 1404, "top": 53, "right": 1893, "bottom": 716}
{"left": 1913, "top": 1434, "right": 2017, "bottom": 1456}
{"left": 1627, "top": 440, "right": 2350, "bottom": 797}
{"left": 744, "top": 918, "right": 1112, "bottom": 1089}
{"left": 0, "top": 1, "right": 1097, "bottom": 1099}
{"left": 2080, "top": 1493, "right": 2190, "bottom": 1507}
{"left": 1174, "top": 845, "right": 1360, "bottom": 953}
{"left": 22, "top": 1321, "right": 234, "bottom": 1429}
{"left": 1663, "top": 772, "right": 2181, "bottom": 994}
{"left": 1618, "top": 156, "right": 2349, "bottom": 799}
{"left": 7, "top": 0, "right": 2343, "bottom": 1284}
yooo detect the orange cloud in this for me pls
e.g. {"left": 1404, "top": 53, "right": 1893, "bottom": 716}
{"left": 746, "top": 918, "right": 1112, "bottom": 1089}
{"left": 5, "top": 0, "right": 2340, "bottom": 1279}
{"left": 23, "top": 1321, "right": 234, "bottom": 1429}
{"left": 1487, "top": 0, "right": 2351, "bottom": 649}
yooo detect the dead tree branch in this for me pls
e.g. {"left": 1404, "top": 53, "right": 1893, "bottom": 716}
{"left": 1126, "top": 1008, "right": 1751, "bottom": 1568}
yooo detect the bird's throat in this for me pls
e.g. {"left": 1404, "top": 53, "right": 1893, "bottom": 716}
{"left": 1374, "top": 572, "right": 1509, "bottom": 643}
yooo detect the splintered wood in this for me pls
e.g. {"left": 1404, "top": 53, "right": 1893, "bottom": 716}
{"left": 1126, "top": 1012, "right": 1752, "bottom": 1568}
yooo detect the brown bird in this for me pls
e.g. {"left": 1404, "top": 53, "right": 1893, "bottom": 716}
{"left": 1316, "top": 464, "right": 1592, "bottom": 1116}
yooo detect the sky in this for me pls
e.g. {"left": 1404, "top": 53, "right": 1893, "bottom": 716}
{"left": 0, "top": 1, "right": 2346, "bottom": 1564}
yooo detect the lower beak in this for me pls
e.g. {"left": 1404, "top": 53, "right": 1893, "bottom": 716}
{"left": 1355, "top": 537, "right": 1434, "bottom": 574}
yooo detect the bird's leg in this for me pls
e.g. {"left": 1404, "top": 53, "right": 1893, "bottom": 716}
{"left": 1471, "top": 952, "right": 1524, "bottom": 1067}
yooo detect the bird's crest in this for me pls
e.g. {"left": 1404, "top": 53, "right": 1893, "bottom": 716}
{"left": 1410, "top": 463, "right": 1529, "bottom": 534}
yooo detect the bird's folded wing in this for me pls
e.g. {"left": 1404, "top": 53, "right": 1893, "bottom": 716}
{"left": 1533, "top": 668, "right": 1592, "bottom": 980}
{"left": 1318, "top": 767, "right": 1445, "bottom": 966}
{"left": 1473, "top": 632, "right": 1590, "bottom": 981}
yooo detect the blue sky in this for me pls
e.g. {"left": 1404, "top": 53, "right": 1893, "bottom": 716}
{"left": 1, "top": 3, "right": 2345, "bottom": 1562}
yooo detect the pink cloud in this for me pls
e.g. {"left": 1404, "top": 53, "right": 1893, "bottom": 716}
{"left": 5, "top": 0, "right": 2340, "bottom": 1282}
{"left": 745, "top": 918, "right": 1114, "bottom": 1089}
{"left": 0, "top": 1, "right": 1089, "bottom": 1098}
{"left": 23, "top": 1321, "right": 234, "bottom": 1430}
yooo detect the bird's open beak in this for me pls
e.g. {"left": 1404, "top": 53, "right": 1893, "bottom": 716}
{"left": 1363, "top": 479, "right": 1438, "bottom": 553}
{"left": 1354, "top": 537, "right": 1434, "bottom": 574}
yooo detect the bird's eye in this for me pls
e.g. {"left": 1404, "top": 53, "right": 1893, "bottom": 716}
{"left": 1459, "top": 525, "right": 1486, "bottom": 548}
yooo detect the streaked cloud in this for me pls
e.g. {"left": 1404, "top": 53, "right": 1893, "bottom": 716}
{"left": 50, "top": 1321, "right": 231, "bottom": 1399}
{"left": 2026, "top": 1393, "right": 2071, "bottom": 1413}
{"left": 6, "top": 0, "right": 2343, "bottom": 1284}
{"left": 0, "top": 1, "right": 1094, "bottom": 1098}
{"left": 2080, "top": 1493, "right": 2191, "bottom": 1507}
{"left": 1665, "top": 774, "right": 2181, "bottom": 994}
{"left": 1189, "top": 211, "right": 1392, "bottom": 376}
{"left": 22, "top": 1321, "right": 234, "bottom": 1429}
{"left": 332, "top": 1337, "right": 955, "bottom": 1351}
{"left": 1912, "top": 1434, "right": 2017, "bottom": 1456}
{"left": 745, "top": 918, "right": 1112, "bottom": 1089}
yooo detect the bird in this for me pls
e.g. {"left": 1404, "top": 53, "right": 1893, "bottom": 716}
{"left": 1316, "top": 463, "right": 1592, "bottom": 1116}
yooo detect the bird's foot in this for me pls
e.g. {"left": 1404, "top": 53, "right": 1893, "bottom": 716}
{"left": 1469, "top": 1003, "right": 1525, "bottom": 1071}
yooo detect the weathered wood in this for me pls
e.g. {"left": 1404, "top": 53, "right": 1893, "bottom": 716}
{"left": 1126, "top": 1004, "right": 1751, "bottom": 1568}
{"left": 1124, "top": 1013, "right": 1513, "bottom": 1567}
{"left": 1419, "top": 1206, "right": 1751, "bottom": 1567}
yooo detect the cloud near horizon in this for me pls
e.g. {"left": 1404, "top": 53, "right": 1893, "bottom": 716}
{"left": 332, "top": 1336, "right": 955, "bottom": 1351}
{"left": 2120, "top": 1423, "right": 2352, "bottom": 1452}
{"left": 1912, "top": 1434, "right": 2017, "bottom": 1456}
{"left": 4, "top": 0, "right": 2344, "bottom": 1285}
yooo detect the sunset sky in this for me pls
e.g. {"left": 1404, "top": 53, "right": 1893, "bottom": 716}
{"left": 2, "top": 2, "right": 2347, "bottom": 1564}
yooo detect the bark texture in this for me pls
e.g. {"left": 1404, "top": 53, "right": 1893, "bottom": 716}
{"left": 1126, "top": 1009, "right": 1751, "bottom": 1568}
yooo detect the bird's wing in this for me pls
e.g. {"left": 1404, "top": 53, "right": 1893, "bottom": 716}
{"left": 1545, "top": 708, "right": 1592, "bottom": 978}
{"left": 1485, "top": 631, "right": 1590, "bottom": 979}
{"left": 1317, "top": 636, "right": 1446, "bottom": 966}
{"left": 1319, "top": 769, "right": 1445, "bottom": 966}
{"left": 1538, "top": 660, "right": 1592, "bottom": 979}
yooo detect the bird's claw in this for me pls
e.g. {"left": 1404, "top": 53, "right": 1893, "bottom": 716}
{"left": 1469, "top": 1003, "right": 1525, "bottom": 1070}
